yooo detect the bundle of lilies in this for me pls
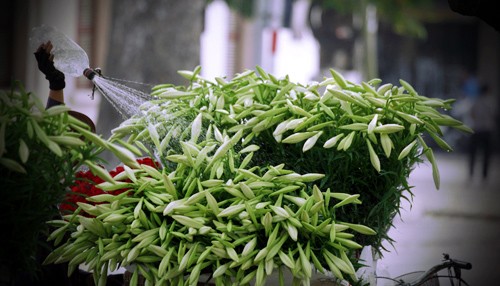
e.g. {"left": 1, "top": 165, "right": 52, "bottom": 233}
{"left": 44, "top": 67, "right": 471, "bottom": 286}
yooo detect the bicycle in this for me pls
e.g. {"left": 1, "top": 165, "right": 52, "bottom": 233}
{"left": 375, "top": 253, "right": 472, "bottom": 286}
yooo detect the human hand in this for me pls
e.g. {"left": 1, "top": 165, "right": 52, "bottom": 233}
{"left": 34, "top": 41, "right": 65, "bottom": 90}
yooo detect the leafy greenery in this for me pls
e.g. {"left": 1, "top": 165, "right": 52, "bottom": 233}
{"left": 0, "top": 83, "right": 99, "bottom": 280}
{"left": 313, "top": 0, "right": 434, "bottom": 37}
{"left": 222, "top": 0, "right": 435, "bottom": 38}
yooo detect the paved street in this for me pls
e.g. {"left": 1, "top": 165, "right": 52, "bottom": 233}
{"left": 377, "top": 152, "right": 500, "bottom": 285}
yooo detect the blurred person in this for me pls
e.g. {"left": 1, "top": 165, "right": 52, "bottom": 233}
{"left": 467, "top": 83, "right": 497, "bottom": 180}
{"left": 461, "top": 68, "right": 480, "bottom": 101}
{"left": 452, "top": 68, "right": 479, "bottom": 133}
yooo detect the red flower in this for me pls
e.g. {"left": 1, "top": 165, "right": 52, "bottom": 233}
{"left": 59, "top": 157, "right": 160, "bottom": 216}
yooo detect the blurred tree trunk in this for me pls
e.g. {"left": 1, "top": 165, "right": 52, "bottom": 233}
{"left": 96, "top": 0, "right": 204, "bottom": 167}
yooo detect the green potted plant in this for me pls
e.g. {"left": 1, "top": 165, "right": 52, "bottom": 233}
{"left": 44, "top": 66, "right": 470, "bottom": 285}
{"left": 0, "top": 83, "right": 99, "bottom": 284}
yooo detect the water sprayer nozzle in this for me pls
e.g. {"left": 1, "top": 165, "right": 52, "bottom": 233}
{"left": 84, "top": 68, "right": 103, "bottom": 100}
{"left": 83, "top": 68, "right": 97, "bottom": 80}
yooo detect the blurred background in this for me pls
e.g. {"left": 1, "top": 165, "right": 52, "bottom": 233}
{"left": 3, "top": 0, "right": 500, "bottom": 284}
{"left": 4, "top": 0, "right": 499, "bottom": 137}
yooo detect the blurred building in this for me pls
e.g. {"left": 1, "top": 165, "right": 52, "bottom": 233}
{"left": 3, "top": 0, "right": 499, "bottom": 147}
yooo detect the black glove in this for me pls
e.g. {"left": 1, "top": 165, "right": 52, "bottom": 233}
{"left": 34, "top": 43, "right": 65, "bottom": 90}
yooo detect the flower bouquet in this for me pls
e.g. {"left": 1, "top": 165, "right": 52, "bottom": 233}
{"left": 44, "top": 67, "right": 471, "bottom": 286}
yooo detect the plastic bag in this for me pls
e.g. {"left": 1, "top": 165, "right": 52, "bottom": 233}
{"left": 30, "top": 25, "right": 90, "bottom": 77}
